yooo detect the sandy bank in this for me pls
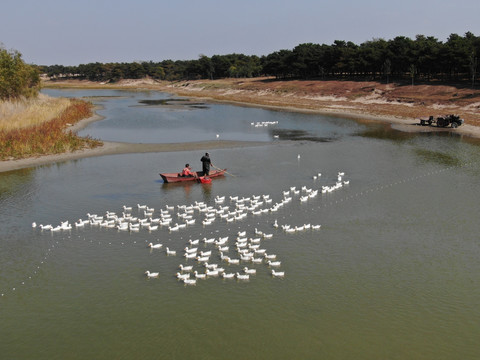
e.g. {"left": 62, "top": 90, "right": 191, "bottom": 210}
{"left": 0, "top": 137, "right": 268, "bottom": 173}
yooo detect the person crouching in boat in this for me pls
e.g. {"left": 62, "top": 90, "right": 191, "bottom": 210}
{"left": 181, "top": 164, "right": 196, "bottom": 177}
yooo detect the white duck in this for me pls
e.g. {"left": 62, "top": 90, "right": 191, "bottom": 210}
{"left": 267, "top": 260, "right": 281, "bottom": 267}
{"left": 194, "top": 271, "right": 206, "bottom": 279}
{"left": 148, "top": 243, "right": 163, "bottom": 249}
{"left": 183, "top": 278, "right": 197, "bottom": 285}
{"left": 166, "top": 247, "right": 177, "bottom": 256}
{"left": 243, "top": 267, "right": 256, "bottom": 275}
{"left": 145, "top": 271, "right": 159, "bottom": 278}
{"left": 179, "top": 264, "right": 193, "bottom": 272}
{"left": 271, "top": 270, "right": 285, "bottom": 277}
{"left": 176, "top": 272, "right": 190, "bottom": 281}
{"left": 236, "top": 273, "right": 250, "bottom": 280}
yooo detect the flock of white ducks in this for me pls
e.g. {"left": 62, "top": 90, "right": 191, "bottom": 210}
{"left": 33, "top": 171, "right": 349, "bottom": 286}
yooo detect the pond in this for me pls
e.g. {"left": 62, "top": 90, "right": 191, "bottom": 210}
{"left": 1, "top": 89, "right": 479, "bottom": 359}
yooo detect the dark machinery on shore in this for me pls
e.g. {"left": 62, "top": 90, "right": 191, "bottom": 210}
{"left": 419, "top": 114, "right": 464, "bottom": 128}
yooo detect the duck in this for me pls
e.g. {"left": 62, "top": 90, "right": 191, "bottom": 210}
{"left": 176, "top": 272, "right": 190, "bottom": 281}
{"left": 183, "top": 278, "right": 197, "bottom": 285}
{"left": 189, "top": 239, "right": 199, "bottom": 245}
{"left": 311, "top": 224, "right": 321, "bottom": 230}
{"left": 148, "top": 243, "right": 163, "bottom": 249}
{"left": 203, "top": 237, "right": 215, "bottom": 244}
{"left": 267, "top": 260, "right": 281, "bottom": 267}
{"left": 197, "top": 256, "right": 210, "bottom": 263}
{"left": 179, "top": 264, "right": 193, "bottom": 272}
{"left": 75, "top": 220, "right": 85, "bottom": 227}
{"left": 227, "top": 258, "right": 240, "bottom": 265}
{"left": 194, "top": 271, "right": 207, "bottom": 279}
{"left": 264, "top": 253, "right": 277, "bottom": 260}
{"left": 273, "top": 220, "right": 278, "bottom": 228}
{"left": 185, "top": 247, "right": 198, "bottom": 254}
{"left": 32, "top": 222, "right": 37, "bottom": 228}
{"left": 215, "top": 236, "right": 229, "bottom": 246}
{"left": 184, "top": 252, "right": 197, "bottom": 259}
{"left": 204, "top": 262, "right": 218, "bottom": 270}
{"left": 222, "top": 272, "right": 235, "bottom": 279}
{"left": 148, "top": 225, "right": 159, "bottom": 231}
{"left": 39, "top": 224, "right": 53, "bottom": 230}
{"left": 166, "top": 247, "right": 177, "bottom": 256}
{"left": 236, "top": 273, "right": 250, "bottom": 280}
{"left": 137, "top": 204, "right": 147, "bottom": 209}
{"left": 238, "top": 230, "right": 246, "bottom": 236}
{"left": 145, "top": 270, "right": 159, "bottom": 278}
{"left": 206, "top": 269, "right": 219, "bottom": 277}
{"left": 168, "top": 224, "right": 180, "bottom": 232}
{"left": 117, "top": 223, "right": 129, "bottom": 231}
{"left": 123, "top": 205, "right": 132, "bottom": 212}
{"left": 200, "top": 250, "right": 212, "bottom": 257}
{"left": 272, "top": 270, "right": 285, "bottom": 277}
{"left": 243, "top": 267, "right": 256, "bottom": 275}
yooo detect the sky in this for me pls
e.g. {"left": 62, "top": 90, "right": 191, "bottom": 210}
{"left": 1, "top": 0, "right": 479, "bottom": 66}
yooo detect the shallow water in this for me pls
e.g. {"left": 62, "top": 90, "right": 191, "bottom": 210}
{"left": 1, "top": 89, "right": 480, "bottom": 359}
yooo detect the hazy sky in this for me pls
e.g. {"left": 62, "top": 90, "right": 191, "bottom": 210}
{"left": 1, "top": 0, "right": 479, "bottom": 66}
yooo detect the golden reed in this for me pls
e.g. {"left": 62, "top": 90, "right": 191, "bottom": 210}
{"left": 0, "top": 95, "right": 102, "bottom": 160}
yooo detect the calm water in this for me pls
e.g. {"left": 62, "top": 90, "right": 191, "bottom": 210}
{"left": 1, "top": 89, "right": 480, "bottom": 359}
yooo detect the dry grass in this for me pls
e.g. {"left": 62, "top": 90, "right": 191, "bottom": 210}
{"left": 0, "top": 96, "right": 102, "bottom": 160}
{"left": 0, "top": 94, "right": 72, "bottom": 132}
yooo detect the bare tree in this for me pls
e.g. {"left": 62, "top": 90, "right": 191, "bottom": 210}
{"left": 410, "top": 64, "right": 416, "bottom": 86}
{"left": 470, "top": 52, "right": 477, "bottom": 89}
{"left": 382, "top": 58, "right": 391, "bottom": 84}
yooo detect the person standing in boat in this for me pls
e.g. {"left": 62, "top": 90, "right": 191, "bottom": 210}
{"left": 200, "top": 152, "right": 212, "bottom": 176}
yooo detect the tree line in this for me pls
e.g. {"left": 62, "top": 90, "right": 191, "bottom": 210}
{"left": 30, "top": 32, "right": 480, "bottom": 88}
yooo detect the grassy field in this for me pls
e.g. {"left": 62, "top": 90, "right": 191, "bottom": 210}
{"left": 0, "top": 95, "right": 102, "bottom": 160}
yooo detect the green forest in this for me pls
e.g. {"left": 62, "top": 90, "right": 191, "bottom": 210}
{"left": 41, "top": 33, "right": 479, "bottom": 85}
{"left": 0, "top": 45, "right": 40, "bottom": 100}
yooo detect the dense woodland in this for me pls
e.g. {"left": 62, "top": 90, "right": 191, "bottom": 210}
{"left": 41, "top": 33, "right": 479, "bottom": 86}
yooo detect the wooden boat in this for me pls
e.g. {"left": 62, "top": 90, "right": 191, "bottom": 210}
{"left": 159, "top": 169, "right": 226, "bottom": 183}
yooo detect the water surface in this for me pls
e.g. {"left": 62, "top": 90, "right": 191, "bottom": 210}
{"left": 1, "top": 89, "right": 480, "bottom": 359}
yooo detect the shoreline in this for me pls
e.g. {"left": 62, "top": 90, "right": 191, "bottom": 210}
{"left": 2, "top": 79, "right": 480, "bottom": 173}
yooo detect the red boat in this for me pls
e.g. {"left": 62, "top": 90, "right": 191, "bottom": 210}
{"left": 159, "top": 169, "right": 226, "bottom": 183}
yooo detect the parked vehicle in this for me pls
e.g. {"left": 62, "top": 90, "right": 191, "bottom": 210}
{"left": 419, "top": 114, "right": 464, "bottom": 128}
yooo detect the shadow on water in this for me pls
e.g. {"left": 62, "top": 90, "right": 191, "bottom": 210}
{"left": 272, "top": 129, "right": 338, "bottom": 142}
{"left": 356, "top": 124, "right": 417, "bottom": 142}
{"left": 136, "top": 98, "right": 209, "bottom": 109}
{"left": 357, "top": 123, "right": 469, "bottom": 144}
{"left": 413, "top": 148, "right": 462, "bottom": 167}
